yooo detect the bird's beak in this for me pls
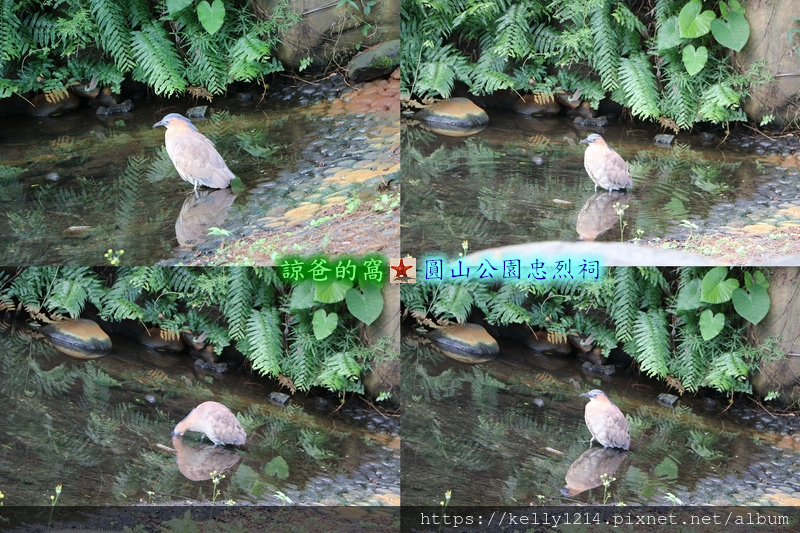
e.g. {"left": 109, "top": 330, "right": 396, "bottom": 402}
{"left": 579, "top": 392, "right": 589, "bottom": 398}
{"left": 153, "top": 120, "right": 165, "bottom": 128}
{"left": 579, "top": 138, "right": 589, "bottom": 145}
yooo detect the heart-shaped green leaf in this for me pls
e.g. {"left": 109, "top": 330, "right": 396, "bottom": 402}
{"left": 711, "top": 11, "right": 749, "bottom": 52}
{"left": 676, "top": 278, "right": 702, "bottom": 311}
{"left": 314, "top": 278, "right": 352, "bottom": 303}
{"left": 657, "top": 16, "right": 683, "bottom": 51}
{"left": 679, "top": 0, "right": 716, "bottom": 38}
{"left": 701, "top": 266, "right": 739, "bottom": 303}
{"left": 166, "top": 0, "right": 193, "bottom": 17}
{"left": 289, "top": 280, "right": 316, "bottom": 310}
{"left": 732, "top": 285, "right": 770, "bottom": 325}
{"left": 682, "top": 44, "right": 708, "bottom": 75}
{"left": 345, "top": 285, "right": 384, "bottom": 325}
{"left": 197, "top": 0, "right": 225, "bottom": 35}
{"left": 264, "top": 456, "right": 289, "bottom": 479}
{"left": 312, "top": 309, "right": 338, "bottom": 340}
{"left": 699, "top": 309, "right": 725, "bottom": 340}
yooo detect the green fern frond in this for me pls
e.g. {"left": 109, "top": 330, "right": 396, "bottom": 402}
{"left": 431, "top": 282, "right": 474, "bottom": 323}
{"left": 223, "top": 267, "right": 254, "bottom": 341}
{"left": 697, "top": 82, "right": 743, "bottom": 124}
{"left": 494, "top": 3, "right": 533, "bottom": 60}
{"left": 589, "top": 0, "right": 622, "bottom": 90}
{"left": 0, "top": 0, "right": 25, "bottom": 61}
{"left": 610, "top": 267, "right": 640, "bottom": 343}
{"left": 618, "top": 53, "right": 660, "bottom": 121}
{"left": 229, "top": 32, "right": 279, "bottom": 82}
{"left": 632, "top": 309, "right": 671, "bottom": 379}
{"left": 89, "top": 0, "right": 135, "bottom": 72}
{"left": 131, "top": 23, "right": 187, "bottom": 97}
{"left": 245, "top": 307, "right": 283, "bottom": 378}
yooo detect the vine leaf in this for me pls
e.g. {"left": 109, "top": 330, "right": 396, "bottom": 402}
{"left": 682, "top": 44, "right": 707, "bottom": 76}
{"left": 699, "top": 309, "right": 725, "bottom": 340}
{"left": 166, "top": 0, "right": 193, "bottom": 17}
{"left": 312, "top": 309, "right": 337, "bottom": 340}
{"left": 197, "top": 0, "right": 225, "bottom": 35}
{"left": 731, "top": 285, "right": 770, "bottom": 325}
{"left": 676, "top": 278, "right": 702, "bottom": 311}
{"left": 657, "top": 16, "right": 683, "bottom": 51}
{"left": 345, "top": 285, "right": 383, "bottom": 325}
{"left": 315, "top": 278, "right": 352, "bottom": 304}
{"left": 710, "top": 12, "right": 749, "bottom": 52}
{"left": 678, "top": 0, "right": 716, "bottom": 39}
{"left": 701, "top": 267, "right": 739, "bottom": 304}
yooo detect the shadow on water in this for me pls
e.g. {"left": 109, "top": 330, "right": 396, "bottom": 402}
{"left": 0, "top": 321, "right": 399, "bottom": 506}
{"left": 401, "top": 334, "right": 800, "bottom": 507}
{"left": 401, "top": 112, "right": 799, "bottom": 258}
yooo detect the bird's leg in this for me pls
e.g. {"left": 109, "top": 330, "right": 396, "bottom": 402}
{"left": 193, "top": 181, "right": 200, "bottom": 199}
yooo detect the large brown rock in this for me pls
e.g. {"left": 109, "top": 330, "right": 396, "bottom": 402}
{"left": 751, "top": 268, "right": 800, "bottom": 404}
{"left": 415, "top": 98, "right": 489, "bottom": 129}
{"left": 428, "top": 323, "right": 499, "bottom": 360}
{"left": 257, "top": 0, "right": 400, "bottom": 69}
{"left": 737, "top": 1, "right": 800, "bottom": 126}
{"left": 40, "top": 318, "right": 112, "bottom": 353}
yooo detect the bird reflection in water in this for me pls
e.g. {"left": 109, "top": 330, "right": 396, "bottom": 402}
{"left": 561, "top": 447, "right": 628, "bottom": 498}
{"left": 576, "top": 191, "right": 631, "bottom": 241}
{"left": 176, "top": 188, "right": 237, "bottom": 247}
{"left": 172, "top": 434, "right": 241, "bottom": 482}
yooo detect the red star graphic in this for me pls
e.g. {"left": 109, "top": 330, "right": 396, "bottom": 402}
{"left": 391, "top": 258, "right": 412, "bottom": 277}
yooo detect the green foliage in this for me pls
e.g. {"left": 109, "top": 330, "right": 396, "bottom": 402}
{"left": 402, "top": 0, "right": 764, "bottom": 130}
{"left": 0, "top": 0, "right": 299, "bottom": 99}
{"left": 405, "top": 267, "right": 782, "bottom": 397}
{"left": 0, "top": 267, "right": 391, "bottom": 396}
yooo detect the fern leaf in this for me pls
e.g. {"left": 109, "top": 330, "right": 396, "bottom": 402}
{"left": 245, "top": 307, "right": 283, "bottom": 378}
{"left": 223, "top": 267, "right": 254, "bottom": 341}
{"left": 618, "top": 53, "right": 660, "bottom": 121}
{"left": 131, "top": 23, "right": 187, "bottom": 97}
{"left": 0, "top": 0, "right": 25, "bottom": 61}
{"left": 632, "top": 309, "right": 671, "bottom": 379}
{"left": 89, "top": 0, "right": 135, "bottom": 72}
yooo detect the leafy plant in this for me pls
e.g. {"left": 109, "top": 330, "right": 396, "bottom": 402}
{"left": 0, "top": 0, "right": 300, "bottom": 99}
{"left": 404, "top": 267, "right": 783, "bottom": 397}
{"left": 0, "top": 266, "right": 393, "bottom": 397}
{"left": 402, "top": 0, "right": 766, "bottom": 130}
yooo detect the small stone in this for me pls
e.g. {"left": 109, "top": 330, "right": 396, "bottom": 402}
{"left": 46, "top": 172, "right": 61, "bottom": 181}
{"left": 533, "top": 398, "right": 546, "bottom": 408}
{"left": 270, "top": 392, "right": 291, "bottom": 407}
{"left": 654, "top": 134, "right": 675, "bottom": 146}
{"left": 658, "top": 393, "right": 679, "bottom": 406}
{"left": 186, "top": 106, "right": 208, "bottom": 118}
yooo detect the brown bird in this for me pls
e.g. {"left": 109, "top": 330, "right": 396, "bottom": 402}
{"left": 173, "top": 401, "right": 246, "bottom": 446}
{"left": 153, "top": 114, "right": 235, "bottom": 194}
{"left": 579, "top": 134, "right": 633, "bottom": 192}
{"left": 580, "top": 389, "right": 630, "bottom": 450}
